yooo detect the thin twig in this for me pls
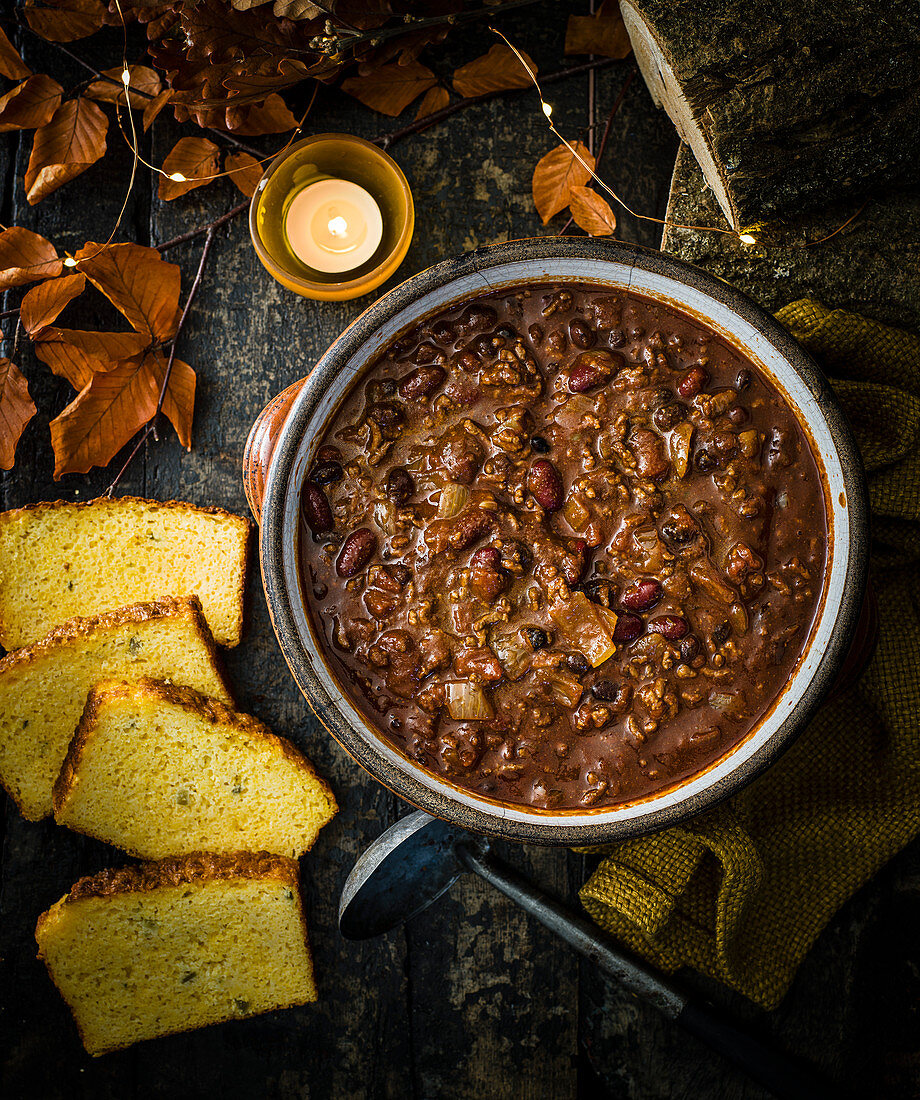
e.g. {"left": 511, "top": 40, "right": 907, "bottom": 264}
{"left": 157, "top": 200, "right": 249, "bottom": 252}
{"left": 104, "top": 228, "right": 216, "bottom": 496}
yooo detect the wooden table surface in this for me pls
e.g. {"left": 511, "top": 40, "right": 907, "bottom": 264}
{"left": 2, "top": 6, "right": 919, "bottom": 1098}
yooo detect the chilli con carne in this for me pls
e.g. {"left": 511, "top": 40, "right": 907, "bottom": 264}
{"left": 299, "top": 286, "right": 827, "bottom": 811}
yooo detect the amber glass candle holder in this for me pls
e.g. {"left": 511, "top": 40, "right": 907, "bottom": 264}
{"left": 249, "top": 133, "right": 414, "bottom": 302}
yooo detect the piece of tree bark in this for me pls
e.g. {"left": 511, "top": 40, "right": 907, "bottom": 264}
{"left": 621, "top": 0, "right": 920, "bottom": 229}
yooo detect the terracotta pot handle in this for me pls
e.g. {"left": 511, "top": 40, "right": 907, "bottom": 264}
{"left": 242, "top": 378, "right": 308, "bottom": 523}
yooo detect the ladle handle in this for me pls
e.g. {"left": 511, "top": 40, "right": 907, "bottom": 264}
{"left": 458, "top": 845, "right": 843, "bottom": 1100}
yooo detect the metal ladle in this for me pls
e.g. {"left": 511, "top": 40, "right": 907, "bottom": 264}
{"left": 339, "top": 811, "right": 844, "bottom": 1100}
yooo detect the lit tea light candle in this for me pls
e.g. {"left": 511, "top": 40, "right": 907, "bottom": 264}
{"left": 284, "top": 179, "right": 384, "bottom": 274}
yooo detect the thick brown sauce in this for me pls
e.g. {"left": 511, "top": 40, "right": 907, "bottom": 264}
{"left": 300, "top": 286, "right": 827, "bottom": 811}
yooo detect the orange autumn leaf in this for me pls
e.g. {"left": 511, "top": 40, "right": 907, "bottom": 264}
{"left": 24, "top": 0, "right": 107, "bottom": 43}
{"left": 0, "top": 27, "right": 32, "bottom": 81}
{"left": 33, "top": 327, "right": 148, "bottom": 390}
{"left": 142, "top": 89, "right": 174, "bottom": 133}
{"left": 50, "top": 350, "right": 196, "bottom": 478}
{"left": 225, "top": 151, "right": 263, "bottom": 198}
{"left": 452, "top": 44, "right": 536, "bottom": 98}
{"left": 226, "top": 93, "right": 297, "bottom": 135}
{"left": 342, "top": 60, "right": 437, "bottom": 117}
{"left": 0, "top": 226, "right": 62, "bottom": 289}
{"left": 0, "top": 75, "right": 64, "bottom": 133}
{"left": 20, "top": 272, "right": 86, "bottom": 334}
{"left": 568, "top": 186, "right": 617, "bottom": 237}
{"left": 415, "top": 85, "right": 449, "bottom": 120}
{"left": 158, "top": 136, "right": 220, "bottom": 200}
{"left": 25, "top": 97, "right": 108, "bottom": 205}
{"left": 75, "top": 242, "right": 180, "bottom": 341}
{"left": 0, "top": 359, "right": 37, "bottom": 471}
{"left": 532, "top": 142, "right": 595, "bottom": 224}
{"left": 86, "top": 65, "right": 162, "bottom": 109}
{"left": 565, "top": 0, "right": 633, "bottom": 59}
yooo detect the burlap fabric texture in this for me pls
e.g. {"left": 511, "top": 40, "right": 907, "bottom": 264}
{"left": 580, "top": 299, "right": 920, "bottom": 1009}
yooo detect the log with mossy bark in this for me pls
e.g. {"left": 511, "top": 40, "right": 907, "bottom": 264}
{"left": 621, "top": 0, "right": 920, "bottom": 229}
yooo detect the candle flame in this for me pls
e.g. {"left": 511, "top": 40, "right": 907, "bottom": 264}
{"left": 739, "top": 232, "right": 757, "bottom": 245}
{"left": 327, "top": 216, "right": 349, "bottom": 238}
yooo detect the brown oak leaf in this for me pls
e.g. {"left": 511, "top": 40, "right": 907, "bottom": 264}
{"left": 158, "top": 136, "right": 220, "bottom": 200}
{"left": 25, "top": 97, "right": 108, "bottom": 205}
{"left": 225, "top": 151, "right": 263, "bottom": 198}
{"left": 50, "top": 350, "right": 196, "bottom": 478}
{"left": 86, "top": 65, "right": 162, "bottom": 108}
{"left": 568, "top": 186, "right": 617, "bottom": 237}
{"left": 565, "top": 0, "right": 633, "bottom": 59}
{"left": 224, "top": 93, "right": 297, "bottom": 135}
{"left": 33, "top": 328, "right": 148, "bottom": 390}
{"left": 75, "top": 242, "right": 180, "bottom": 342}
{"left": 20, "top": 272, "right": 86, "bottom": 334}
{"left": 342, "top": 60, "right": 437, "bottom": 117}
{"left": 24, "top": 0, "right": 107, "bottom": 43}
{"left": 0, "top": 226, "right": 62, "bottom": 289}
{"left": 452, "top": 44, "right": 536, "bottom": 98}
{"left": 0, "top": 359, "right": 37, "bottom": 471}
{"left": 0, "top": 27, "right": 32, "bottom": 80}
{"left": 143, "top": 89, "right": 174, "bottom": 133}
{"left": 0, "top": 75, "right": 64, "bottom": 133}
{"left": 532, "top": 142, "right": 595, "bottom": 224}
{"left": 415, "top": 85, "right": 449, "bottom": 120}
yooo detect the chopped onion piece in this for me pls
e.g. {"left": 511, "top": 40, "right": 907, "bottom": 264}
{"left": 550, "top": 592, "right": 616, "bottom": 667}
{"left": 446, "top": 680, "right": 494, "bottom": 720}
{"left": 547, "top": 670, "right": 584, "bottom": 708}
{"left": 373, "top": 500, "right": 398, "bottom": 535}
{"left": 490, "top": 630, "right": 533, "bottom": 681}
{"left": 437, "top": 483, "right": 469, "bottom": 519}
{"left": 669, "top": 421, "right": 694, "bottom": 478}
{"left": 564, "top": 496, "right": 590, "bottom": 532}
{"left": 709, "top": 689, "right": 746, "bottom": 718}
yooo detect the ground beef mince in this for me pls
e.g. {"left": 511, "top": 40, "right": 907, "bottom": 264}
{"left": 300, "top": 286, "right": 828, "bottom": 811}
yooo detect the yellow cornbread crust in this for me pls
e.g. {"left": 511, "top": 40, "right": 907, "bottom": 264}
{"left": 0, "top": 496, "right": 252, "bottom": 648}
{"left": 52, "top": 678, "right": 337, "bottom": 831}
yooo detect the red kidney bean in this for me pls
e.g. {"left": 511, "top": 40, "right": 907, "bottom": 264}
{"left": 727, "top": 405, "right": 748, "bottom": 425}
{"left": 302, "top": 482, "right": 333, "bottom": 534}
{"left": 470, "top": 546, "right": 501, "bottom": 570}
{"left": 569, "top": 318, "right": 595, "bottom": 349}
{"left": 385, "top": 467, "right": 415, "bottom": 504}
{"left": 621, "top": 579, "right": 662, "bottom": 612}
{"left": 336, "top": 529, "right": 378, "bottom": 577}
{"left": 613, "top": 613, "right": 643, "bottom": 643}
{"left": 648, "top": 615, "right": 689, "bottom": 640}
{"left": 528, "top": 459, "right": 563, "bottom": 511}
{"left": 568, "top": 350, "right": 623, "bottom": 393}
{"left": 677, "top": 366, "right": 709, "bottom": 398}
{"left": 398, "top": 365, "right": 446, "bottom": 401}
{"left": 591, "top": 679, "right": 620, "bottom": 702}
{"left": 315, "top": 445, "right": 341, "bottom": 464}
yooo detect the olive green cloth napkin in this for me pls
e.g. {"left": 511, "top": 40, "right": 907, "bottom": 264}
{"left": 580, "top": 299, "right": 920, "bottom": 1010}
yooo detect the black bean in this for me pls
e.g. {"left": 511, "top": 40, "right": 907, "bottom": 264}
{"left": 661, "top": 521, "right": 695, "bottom": 545}
{"left": 391, "top": 564, "right": 412, "bottom": 586}
{"left": 653, "top": 403, "right": 687, "bottom": 432}
{"left": 311, "top": 461, "right": 344, "bottom": 486}
{"left": 727, "top": 405, "right": 748, "bottom": 425}
{"left": 495, "top": 325, "right": 517, "bottom": 340}
{"left": 608, "top": 329, "right": 627, "bottom": 348}
{"left": 679, "top": 634, "right": 701, "bottom": 662}
{"left": 591, "top": 679, "right": 619, "bottom": 702}
{"left": 385, "top": 467, "right": 415, "bottom": 504}
{"left": 565, "top": 653, "right": 591, "bottom": 677}
{"left": 735, "top": 368, "right": 753, "bottom": 391}
{"left": 525, "top": 627, "right": 549, "bottom": 650}
{"left": 695, "top": 448, "right": 720, "bottom": 473}
{"left": 711, "top": 621, "right": 731, "bottom": 646}
{"left": 582, "top": 578, "right": 617, "bottom": 608}
{"left": 530, "top": 435, "right": 551, "bottom": 453}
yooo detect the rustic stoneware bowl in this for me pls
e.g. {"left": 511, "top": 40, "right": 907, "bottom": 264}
{"left": 243, "top": 237, "right": 870, "bottom": 846}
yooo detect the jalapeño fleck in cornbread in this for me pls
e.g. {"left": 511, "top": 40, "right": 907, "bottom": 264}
{"left": 0, "top": 496, "right": 251, "bottom": 649}
{"left": 35, "top": 853, "right": 317, "bottom": 1056}
{"left": 54, "top": 679, "right": 338, "bottom": 859}
{"left": 0, "top": 597, "right": 231, "bottom": 821}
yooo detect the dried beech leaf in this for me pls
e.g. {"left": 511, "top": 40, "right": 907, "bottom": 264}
{"left": 415, "top": 85, "right": 449, "bottom": 120}
{"left": 565, "top": 0, "right": 633, "bottom": 59}
{"left": 224, "top": 93, "right": 297, "bottom": 135}
{"left": 341, "top": 60, "right": 437, "bottom": 117}
{"left": 158, "top": 136, "right": 220, "bottom": 200}
{"left": 75, "top": 242, "right": 180, "bottom": 341}
{"left": 20, "top": 272, "right": 86, "bottom": 334}
{"left": 25, "top": 97, "right": 108, "bottom": 205}
{"left": 271, "top": 0, "right": 321, "bottom": 19}
{"left": 0, "top": 359, "right": 37, "bottom": 471}
{"left": 86, "top": 65, "right": 162, "bottom": 108}
{"left": 33, "top": 327, "right": 148, "bottom": 390}
{"left": 50, "top": 350, "right": 195, "bottom": 478}
{"left": 142, "top": 89, "right": 174, "bottom": 132}
{"left": 452, "top": 44, "right": 536, "bottom": 98}
{"left": 0, "top": 27, "right": 32, "bottom": 80}
{"left": 24, "top": 0, "right": 107, "bottom": 43}
{"left": 568, "top": 186, "right": 617, "bottom": 237}
{"left": 0, "top": 75, "right": 64, "bottom": 134}
{"left": 225, "top": 151, "right": 263, "bottom": 198}
{"left": 0, "top": 226, "right": 62, "bottom": 289}
{"left": 532, "top": 142, "right": 595, "bottom": 225}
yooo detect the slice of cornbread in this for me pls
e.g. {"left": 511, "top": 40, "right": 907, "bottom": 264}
{"left": 54, "top": 679, "right": 337, "bottom": 860}
{"left": 0, "top": 496, "right": 251, "bottom": 649}
{"left": 35, "top": 852, "right": 317, "bottom": 1056}
{"left": 0, "top": 597, "right": 231, "bottom": 821}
